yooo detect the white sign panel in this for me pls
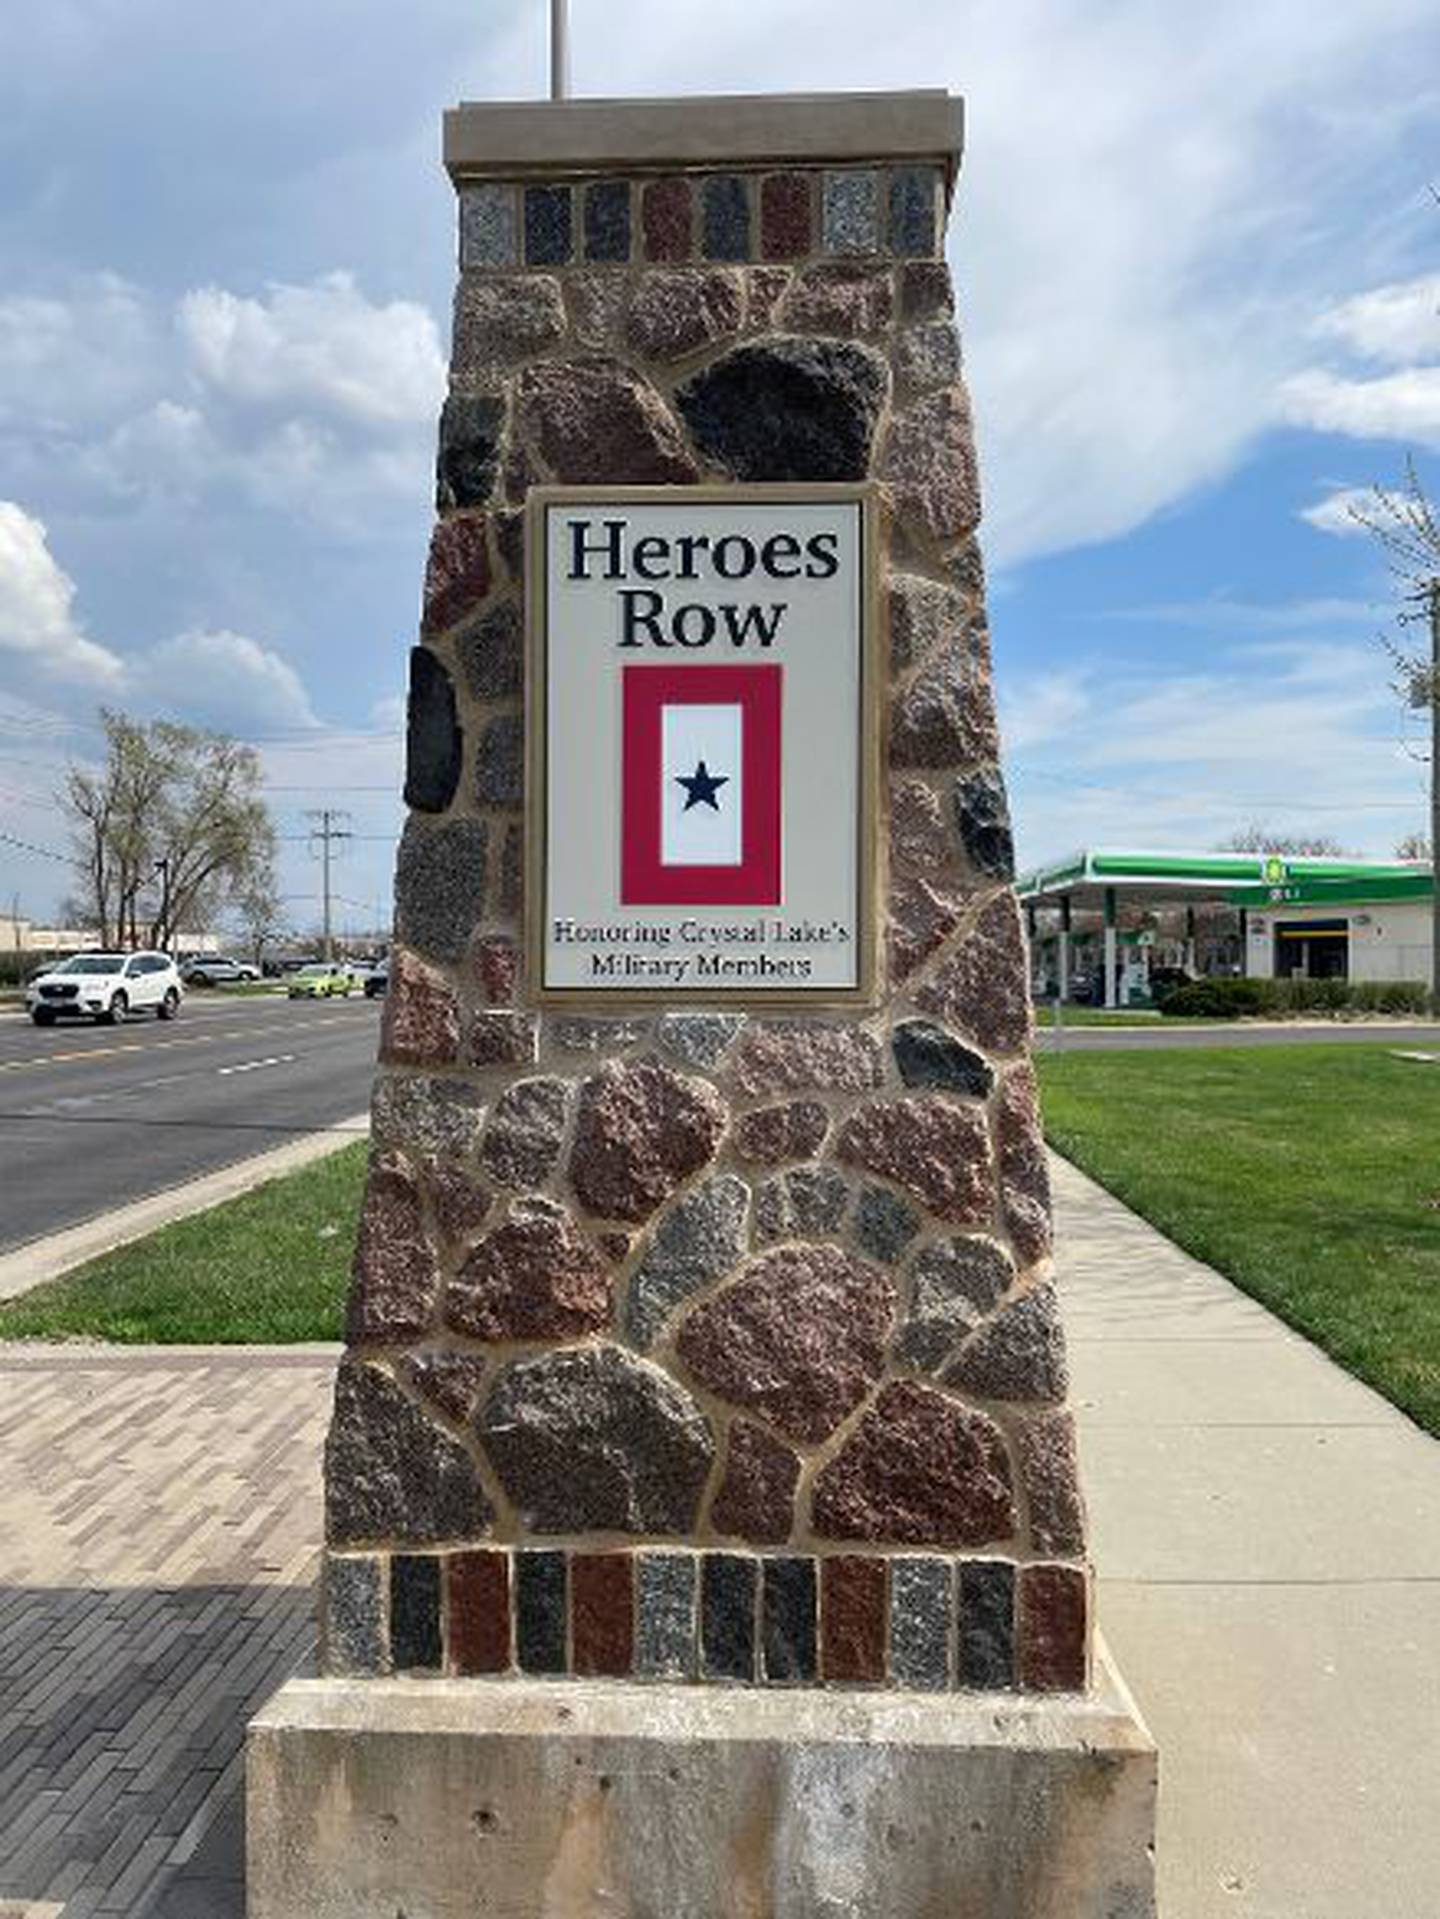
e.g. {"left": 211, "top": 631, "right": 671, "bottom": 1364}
{"left": 527, "top": 485, "right": 878, "bottom": 1003}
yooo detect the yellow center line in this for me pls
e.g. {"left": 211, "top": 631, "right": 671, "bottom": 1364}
{"left": 0, "top": 1009, "right": 372, "bottom": 1076}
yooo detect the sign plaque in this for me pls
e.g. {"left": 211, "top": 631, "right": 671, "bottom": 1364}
{"left": 527, "top": 484, "right": 879, "bottom": 1004}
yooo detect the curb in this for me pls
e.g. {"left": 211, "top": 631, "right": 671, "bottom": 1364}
{"left": 0, "top": 1112, "right": 371, "bottom": 1303}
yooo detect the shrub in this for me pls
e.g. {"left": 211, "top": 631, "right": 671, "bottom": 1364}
{"left": 1159, "top": 975, "right": 1431, "bottom": 1018}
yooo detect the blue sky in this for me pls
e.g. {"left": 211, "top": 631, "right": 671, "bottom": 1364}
{"left": 1, "top": 0, "right": 1437, "bottom": 935}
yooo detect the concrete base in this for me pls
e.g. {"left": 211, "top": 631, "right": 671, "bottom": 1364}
{"left": 246, "top": 1647, "right": 1156, "bottom": 1918}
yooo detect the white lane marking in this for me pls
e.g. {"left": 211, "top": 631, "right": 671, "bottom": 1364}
{"left": 217, "top": 1054, "right": 298, "bottom": 1077}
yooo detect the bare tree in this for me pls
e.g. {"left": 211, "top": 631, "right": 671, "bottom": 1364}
{"left": 62, "top": 710, "right": 276, "bottom": 950}
{"left": 1217, "top": 825, "right": 1350, "bottom": 858}
{"left": 1397, "top": 830, "right": 1432, "bottom": 861}
{"left": 233, "top": 864, "right": 287, "bottom": 970}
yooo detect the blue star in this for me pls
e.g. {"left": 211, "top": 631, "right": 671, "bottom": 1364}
{"left": 676, "top": 759, "right": 729, "bottom": 811}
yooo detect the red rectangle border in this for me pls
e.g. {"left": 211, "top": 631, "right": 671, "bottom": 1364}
{"left": 621, "top": 663, "right": 783, "bottom": 906}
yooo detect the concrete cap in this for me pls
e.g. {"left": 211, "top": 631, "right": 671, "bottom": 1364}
{"left": 444, "top": 89, "right": 964, "bottom": 195}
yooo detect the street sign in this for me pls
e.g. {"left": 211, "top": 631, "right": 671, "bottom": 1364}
{"left": 526, "top": 484, "right": 879, "bottom": 1003}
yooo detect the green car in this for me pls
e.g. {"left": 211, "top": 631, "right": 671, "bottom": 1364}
{"left": 286, "top": 963, "right": 355, "bottom": 1000}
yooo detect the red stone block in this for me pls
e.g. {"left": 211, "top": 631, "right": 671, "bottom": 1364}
{"left": 572, "top": 1553, "right": 635, "bottom": 1677}
{"left": 760, "top": 172, "right": 814, "bottom": 259}
{"left": 379, "top": 948, "right": 461, "bottom": 1068}
{"left": 471, "top": 935, "right": 518, "bottom": 1007}
{"left": 446, "top": 1549, "right": 511, "bottom": 1674}
{"left": 1018, "top": 1563, "right": 1088, "bottom": 1692}
{"left": 642, "top": 176, "right": 693, "bottom": 260}
{"left": 820, "top": 1555, "right": 888, "bottom": 1684}
{"left": 421, "top": 516, "right": 491, "bottom": 638}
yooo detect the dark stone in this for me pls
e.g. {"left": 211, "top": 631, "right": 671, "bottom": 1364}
{"left": 747, "top": 265, "right": 792, "bottom": 330}
{"left": 436, "top": 395, "right": 504, "bottom": 511}
{"left": 636, "top": 1552, "right": 697, "bottom": 1678}
{"left": 702, "top": 174, "right": 751, "bottom": 261}
{"left": 883, "top": 388, "right": 981, "bottom": 545}
{"left": 394, "top": 817, "right": 489, "bottom": 965}
{"left": 854, "top": 1185, "right": 922, "bottom": 1264}
{"left": 451, "top": 274, "right": 566, "bottom": 372}
{"left": 952, "top": 770, "right": 1015, "bottom": 881}
{"left": 325, "top": 1361, "right": 493, "bottom": 1548}
{"left": 889, "top": 874, "right": 967, "bottom": 981}
{"left": 468, "top": 1011, "right": 538, "bottom": 1067}
{"left": 321, "top": 1554, "right": 385, "bottom": 1675}
{"left": 421, "top": 515, "right": 491, "bottom": 638}
{"left": 892, "top": 1020, "right": 995, "bottom": 1097}
{"left": 345, "top": 1150, "right": 440, "bottom": 1345}
{"left": 889, "top": 1557, "right": 952, "bottom": 1690}
{"left": 958, "top": 1560, "right": 1015, "bottom": 1689}
{"left": 371, "top": 1071, "right": 485, "bottom": 1161}
{"left": 889, "top": 573, "right": 965, "bottom": 669}
{"left": 710, "top": 1420, "right": 800, "bottom": 1545}
{"left": 732, "top": 1099, "right": 829, "bottom": 1165}
{"left": 889, "top": 167, "right": 939, "bottom": 255}
{"left": 894, "top": 320, "right": 961, "bottom": 392}
{"left": 572, "top": 1554, "right": 635, "bottom": 1677}
{"left": 423, "top": 1162, "right": 493, "bottom": 1248}
{"left": 835, "top": 1096, "right": 993, "bottom": 1225}
{"left": 475, "top": 712, "right": 524, "bottom": 809}
{"left": 1017, "top": 1411, "right": 1087, "bottom": 1557}
{"left": 899, "top": 261, "right": 954, "bottom": 322}
{"left": 515, "top": 1550, "right": 568, "bottom": 1674}
{"left": 675, "top": 339, "right": 887, "bottom": 483}
{"left": 656, "top": 1012, "right": 745, "bottom": 1068}
{"left": 390, "top": 1555, "right": 442, "bottom": 1671}
{"left": 456, "top": 600, "right": 523, "bottom": 701}
{"left": 731, "top": 1021, "right": 884, "bottom": 1096}
{"left": 997, "top": 1062, "right": 1052, "bottom": 1264}
{"left": 780, "top": 263, "right": 893, "bottom": 337}
{"left": 403, "top": 648, "right": 461, "bottom": 814}
{"left": 477, "top": 1344, "right": 715, "bottom": 1535}
{"left": 890, "top": 640, "right": 999, "bottom": 770}
{"left": 378, "top": 948, "right": 461, "bottom": 1069}
{"left": 499, "top": 821, "right": 523, "bottom": 918}
{"left": 915, "top": 894, "right": 1032, "bottom": 1056}
{"left": 642, "top": 176, "right": 693, "bottom": 260}
{"left": 754, "top": 1167, "right": 851, "bottom": 1242}
{"left": 824, "top": 170, "right": 879, "bottom": 252}
{"left": 811, "top": 1380, "right": 1015, "bottom": 1547}
{"left": 480, "top": 1077, "right": 568, "bottom": 1188}
{"left": 584, "top": 179, "right": 631, "bottom": 261}
{"left": 625, "top": 269, "right": 744, "bottom": 362}
{"left": 495, "top": 507, "right": 525, "bottom": 581}
{"left": 820, "top": 1555, "right": 887, "bottom": 1684}
{"left": 1019, "top": 1565, "right": 1088, "bottom": 1693}
{"left": 760, "top": 172, "right": 814, "bottom": 260}
{"left": 403, "top": 1351, "right": 491, "bottom": 1427}
{"left": 624, "top": 1174, "right": 749, "bottom": 1349}
{"left": 516, "top": 357, "right": 698, "bottom": 485}
{"left": 761, "top": 1557, "right": 817, "bottom": 1684}
{"left": 568, "top": 1059, "right": 726, "bottom": 1223}
{"left": 676, "top": 1245, "right": 895, "bottom": 1444}
{"left": 897, "top": 1235, "right": 1014, "bottom": 1371}
{"left": 446, "top": 1549, "right": 511, "bottom": 1674}
{"left": 942, "top": 1283, "right": 1069, "bottom": 1405}
{"left": 524, "top": 184, "right": 573, "bottom": 265}
{"left": 701, "top": 1553, "right": 757, "bottom": 1681}
{"left": 447, "top": 1197, "right": 611, "bottom": 1342}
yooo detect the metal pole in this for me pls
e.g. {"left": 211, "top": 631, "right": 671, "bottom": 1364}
{"left": 322, "top": 811, "right": 333, "bottom": 964}
{"left": 1430, "top": 579, "right": 1439, "bottom": 1015}
{"left": 550, "top": 0, "right": 568, "bottom": 101}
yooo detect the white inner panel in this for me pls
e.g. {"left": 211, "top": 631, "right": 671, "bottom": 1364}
{"left": 660, "top": 702, "right": 743, "bottom": 866}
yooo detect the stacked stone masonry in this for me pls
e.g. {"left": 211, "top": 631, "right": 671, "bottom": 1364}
{"left": 325, "top": 143, "right": 1088, "bottom": 1695}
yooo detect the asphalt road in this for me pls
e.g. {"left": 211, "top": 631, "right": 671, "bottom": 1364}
{"left": 0, "top": 992, "right": 381, "bottom": 1254}
{"left": 1033, "top": 1019, "right": 1440, "bottom": 1051}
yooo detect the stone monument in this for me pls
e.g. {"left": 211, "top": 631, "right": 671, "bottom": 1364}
{"left": 247, "top": 88, "right": 1157, "bottom": 1918}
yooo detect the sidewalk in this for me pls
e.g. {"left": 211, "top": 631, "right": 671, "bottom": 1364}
{"left": 0, "top": 1165, "right": 1437, "bottom": 1915}
{"left": 1057, "top": 1153, "right": 1440, "bottom": 1918}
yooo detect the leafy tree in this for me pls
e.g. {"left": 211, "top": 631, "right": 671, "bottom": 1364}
{"left": 62, "top": 710, "right": 276, "bottom": 950}
{"left": 233, "top": 863, "right": 288, "bottom": 969}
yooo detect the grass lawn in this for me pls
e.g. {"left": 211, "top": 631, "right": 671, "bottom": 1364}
{"left": 1038, "top": 1043, "right": 1440, "bottom": 1436}
{"left": 0, "top": 1141, "right": 367, "bottom": 1344}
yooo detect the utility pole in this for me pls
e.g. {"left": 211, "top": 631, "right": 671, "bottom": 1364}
{"left": 1430, "top": 578, "right": 1439, "bottom": 1016}
{"left": 550, "top": 0, "right": 568, "bottom": 100}
{"left": 307, "top": 810, "right": 352, "bottom": 963}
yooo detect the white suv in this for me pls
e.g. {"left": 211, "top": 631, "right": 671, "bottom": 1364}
{"left": 26, "top": 952, "right": 184, "bottom": 1026}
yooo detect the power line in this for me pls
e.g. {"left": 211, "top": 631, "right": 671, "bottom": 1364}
{"left": 0, "top": 828, "right": 76, "bottom": 866}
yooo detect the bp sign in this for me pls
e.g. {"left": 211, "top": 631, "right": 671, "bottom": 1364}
{"left": 527, "top": 484, "right": 879, "bottom": 1003}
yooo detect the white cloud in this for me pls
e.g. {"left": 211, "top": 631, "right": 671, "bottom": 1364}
{"left": 1313, "top": 272, "right": 1440, "bottom": 365}
{"left": 132, "top": 628, "right": 319, "bottom": 734}
{"left": 999, "top": 671, "right": 1091, "bottom": 753}
{"left": 1280, "top": 366, "right": 1440, "bottom": 448}
{"left": 178, "top": 272, "right": 444, "bottom": 427}
{"left": 0, "top": 501, "right": 125, "bottom": 685}
{"left": 1298, "top": 487, "right": 1379, "bottom": 536}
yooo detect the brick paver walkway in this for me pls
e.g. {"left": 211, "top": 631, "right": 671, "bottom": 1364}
{"left": 0, "top": 1348, "right": 337, "bottom": 1918}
